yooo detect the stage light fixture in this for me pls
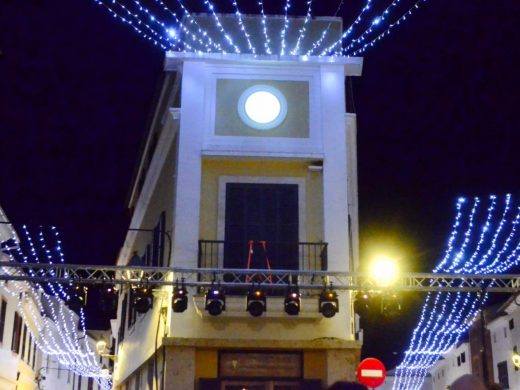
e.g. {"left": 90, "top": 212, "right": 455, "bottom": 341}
{"left": 99, "top": 284, "right": 118, "bottom": 315}
{"left": 246, "top": 285, "right": 266, "bottom": 317}
{"left": 172, "top": 279, "right": 188, "bottom": 313}
{"left": 132, "top": 286, "right": 153, "bottom": 314}
{"left": 319, "top": 288, "right": 339, "bottom": 318}
{"left": 67, "top": 284, "right": 87, "bottom": 312}
{"left": 353, "top": 292, "right": 371, "bottom": 318}
{"left": 284, "top": 286, "right": 301, "bottom": 316}
{"left": 205, "top": 285, "right": 225, "bottom": 316}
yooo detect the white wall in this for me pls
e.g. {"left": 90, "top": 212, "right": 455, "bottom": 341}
{"left": 488, "top": 307, "right": 520, "bottom": 389}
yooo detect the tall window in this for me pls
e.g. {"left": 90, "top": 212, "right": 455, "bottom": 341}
{"left": 27, "top": 334, "right": 32, "bottom": 364}
{"left": 21, "top": 324, "right": 27, "bottom": 360}
{"left": 11, "top": 312, "right": 22, "bottom": 353}
{"left": 32, "top": 342, "right": 37, "bottom": 368}
{"left": 0, "top": 298, "right": 6, "bottom": 343}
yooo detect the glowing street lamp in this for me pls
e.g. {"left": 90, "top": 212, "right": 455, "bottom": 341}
{"left": 370, "top": 255, "right": 399, "bottom": 287}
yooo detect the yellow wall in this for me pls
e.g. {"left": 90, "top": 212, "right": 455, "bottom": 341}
{"left": 200, "top": 158, "right": 324, "bottom": 242}
{"left": 195, "top": 349, "right": 218, "bottom": 380}
{"left": 16, "top": 360, "right": 36, "bottom": 390}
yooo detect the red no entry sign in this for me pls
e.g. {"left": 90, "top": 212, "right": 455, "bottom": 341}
{"left": 357, "top": 358, "right": 386, "bottom": 388}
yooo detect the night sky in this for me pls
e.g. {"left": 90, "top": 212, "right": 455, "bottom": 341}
{"left": 1, "top": 0, "right": 520, "bottom": 369}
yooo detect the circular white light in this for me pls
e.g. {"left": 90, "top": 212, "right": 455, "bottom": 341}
{"left": 238, "top": 85, "right": 287, "bottom": 130}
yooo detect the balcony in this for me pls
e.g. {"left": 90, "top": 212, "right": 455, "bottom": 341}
{"left": 198, "top": 240, "right": 327, "bottom": 288}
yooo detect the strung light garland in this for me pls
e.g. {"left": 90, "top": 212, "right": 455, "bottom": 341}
{"left": 350, "top": 0, "right": 428, "bottom": 56}
{"left": 317, "top": 0, "right": 373, "bottom": 57}
{"left": 203, "top": 0, "right": 241, "bottom": 53}
{"left": 90, "top": 0, "right": 428, "bottom": 57}
{"left": 94, "top": 0, "right": 168, "bottom": 50}
{"left": 304, "top": 0, "right": 344, "bottom": 56}
{"left": 394, "top": 195, "right": 520, "bottom": 390}
{"left": 0, "top": 226, "right": 111, "bottom": 388}
{"left": 257, "top": 0, "right": 272, "bottom": 55}
{"left": 231, "top": 0, "right": 256, "bottom": 54}
{"left": 279, "top": 0, "right": 291, "bottom": 55}
{"left": 290, "top": 0, "right": 312, "bottom": 55}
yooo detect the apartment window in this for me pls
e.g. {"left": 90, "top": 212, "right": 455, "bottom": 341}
{"left": 27, "top": 334, "right": 32, "bottom": 364}
{"left": 68, "top": 368, "right": 71, "bottom": 384}
{"left": 32, "top": 342, "right": 37, "bottom": 369}
{"left": 457, "top": 356, "right": 461, "bottom": 366}
{"left": 11, "top": 312, "right": 22, "bottom": 353}
{"left": 497, "top": 361, "right": 509, "bottom": 389}
{"left": 88, "top": 377, "right": 94, "bottom": 390}
{"left": 0, "top": 298, "right": 6, "bottom": 343}
{"left": 510, "top": 318, "right": 515, "bottom": 330}
{"left": 21, "top": 324, "right": 28, "bottom": 360}
{"left": 504, "top": 327, "right": 508, "bottom": 338}
{"left": 461, "top": 351, "right": 466, "bottom": 364}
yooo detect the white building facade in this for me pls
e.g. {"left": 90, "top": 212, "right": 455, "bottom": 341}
{"left": 111, "top": 15, "right": 363, "bottom": 390}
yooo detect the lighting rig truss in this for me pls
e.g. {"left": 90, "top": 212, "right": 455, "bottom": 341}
{"left": 2, "top": 262, "right": 520, "bottom": 293}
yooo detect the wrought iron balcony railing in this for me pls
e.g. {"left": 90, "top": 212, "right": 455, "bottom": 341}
{"left": 198, "top": 240, "right": 328, "bottom": 271}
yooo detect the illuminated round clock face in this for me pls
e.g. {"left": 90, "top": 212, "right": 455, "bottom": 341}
{"left": 237, "top": 85, "right": 287, "bottom": 130}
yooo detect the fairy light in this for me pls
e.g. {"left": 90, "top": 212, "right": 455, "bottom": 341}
{"left": 318, "top": 0, "right": 373, "bottom": 56}
{"left": 168, "top": 0, "right": 224, "bottom": 52}
{"left": 89, "top": 0, "right": 428, "bottom": 57}
{"left": 0, "top": 226, "right": 109, "bottom": 385}
{"left": 232, "top": 0, "right": 256, "bottom": 54}
{"left": 203, "top": 0, "right": 241, "bottom": 53}
{"left": 93, "top": 0, "right": 168, "bottom": 50}
{"left": 394, "top": 195, "right": 520, "bottom": 390}
{"left": 304, "top": 0, "right": 343, "bottom": 56}
{"left": 350, "top": 0, "right": 428, "bottom": 56}
{"left": 279, "top": 0, "right": 291, "bottom": 55}
{"left": 290, "top": 0, "right": 312, "bottom": 55}
{"left": 257, "top": 0, "right": 272, "bottom": 55}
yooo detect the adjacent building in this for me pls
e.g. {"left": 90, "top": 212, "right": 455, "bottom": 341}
{"left": 0, "top": 205, "right": 110, "bottom": 390}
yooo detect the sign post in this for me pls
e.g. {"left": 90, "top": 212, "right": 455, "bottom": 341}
{"left": 357, "top": 357, "right": 386, "bottom": 389}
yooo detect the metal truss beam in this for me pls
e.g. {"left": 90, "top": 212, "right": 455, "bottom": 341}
{"left": 1, "top": 262, "right": 520, "bottom": 293}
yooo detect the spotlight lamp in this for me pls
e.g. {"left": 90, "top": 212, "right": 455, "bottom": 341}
{"left": 205, "top": 284, "right": 225, "bottom": 316}
{"left": 99, "top": 284, "right": 118, "bottom": 315}
{"left": 319, "top": 287, "right": 339, "bottom": 318}
{"left": 246, "top": 285, "right": 266, "bottom": 317}
{"left": 172, "top": 279, "right": 188, "bottom": 313}
{"left": 284, "top": 286, "right": 301, "bottom": 316}
{"left": 132, "top": 286, "right": 153, "bottom": 314}
{"left": 67, "top": 284, "right": 88, "bottom": 312}
{"left": 382, "top": 292, "right": 401, "bottom": 317}
{"left": 353, "top": 292, "right": 371, "bottom": 318}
